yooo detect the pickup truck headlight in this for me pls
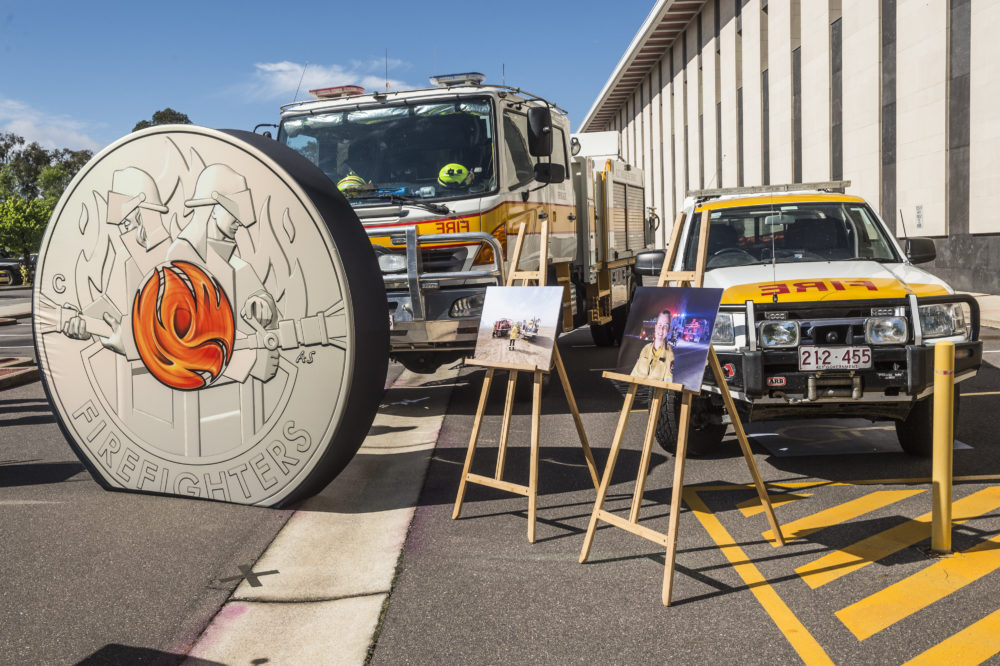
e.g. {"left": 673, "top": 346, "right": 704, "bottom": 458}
{"left": 711, "top": 313, "right": 735, "bottom": 345}
{"left": 759, "top": 320, "right": 800, "bottom": 348}
{"left": 919, "top": 303, "right": 969, "bottom": 340}
{"left": 865, "top": 317, "right": 908, "bottom": 344}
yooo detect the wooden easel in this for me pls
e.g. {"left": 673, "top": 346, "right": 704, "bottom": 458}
{"left": 453, "top": 220, "right": 600, "bottom": 542}
{"left": 579, "top": 210, "right": 785, "bottom": 605}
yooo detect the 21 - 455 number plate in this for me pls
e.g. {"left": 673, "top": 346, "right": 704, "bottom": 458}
{"left": 798, "top": 345, "right": 872, "bottom": 371}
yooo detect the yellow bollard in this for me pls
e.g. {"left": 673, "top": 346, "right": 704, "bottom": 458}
{"left": 931, "top": 340, "right": 955, "bottom": 554}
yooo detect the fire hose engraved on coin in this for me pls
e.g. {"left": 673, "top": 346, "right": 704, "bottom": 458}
{"left": 33, "top": 126, "right": 387, "bottom": 506}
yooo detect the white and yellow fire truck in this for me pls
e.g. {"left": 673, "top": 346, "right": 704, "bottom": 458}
{"left": 640, "top": 183, "right": 983, "bottom": 457}
{"left": 274, "top": 73, "right": 655, "bottom": 372}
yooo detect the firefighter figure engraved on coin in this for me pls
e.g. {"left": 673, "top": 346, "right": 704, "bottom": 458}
{"left": 34, "top": 126, "right": 375, "bottom": 506}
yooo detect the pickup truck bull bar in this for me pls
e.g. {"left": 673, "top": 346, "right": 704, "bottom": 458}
{"left": 364, "top": 225, "right": 505, "bottom": 323}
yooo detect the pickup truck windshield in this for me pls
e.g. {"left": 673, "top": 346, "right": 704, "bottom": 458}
{"left": 278, "top": 97, "right": 496, "bottom": 204}
{"left": 683, "top": 202, "right": 902, "bottom": 270}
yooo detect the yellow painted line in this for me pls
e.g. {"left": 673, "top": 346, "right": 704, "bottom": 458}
{"left": 836, "top": 532, "right": 1000, "bottom": 641}
{"left": 902, "top": 607, "right": 1000, "bottom": 665}
{"left": 683, "top": 489, "right": 834, "bottom": 665}
{"left": 737, "top": 492, "right": 813, "bottom": 517}
{"left": 762, "top": 489, "right": 925, "bottom": 547}
{"left": 796, "top": 486, "right": 1000, "bottom": 588}
{"left": 687, "top": 474, "right": 1000, "bottom": 492}
{"left": 963, "top": 391, "right": 1000, "bottom": 397}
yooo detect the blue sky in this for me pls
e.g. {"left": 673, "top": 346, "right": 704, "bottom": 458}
{"left": 0, "top": 0, "right": 655, "bottom": 153}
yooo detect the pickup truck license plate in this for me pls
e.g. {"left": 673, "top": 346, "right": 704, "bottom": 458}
{"left": 798, "top": 346, "right": 872, "bottom": 371}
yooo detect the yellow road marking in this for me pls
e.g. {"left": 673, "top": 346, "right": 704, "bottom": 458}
{"left": 737, "top": 492, "right": 813, "bottom": 517}
{"left": 687, "top": 474, "right": 1000, "bottom": 492}
{"left": 836, "top": 532, "right": 1000, "bottom": 641}
{"left": 963, "top": 391, "right": 1000, "bottom": 397}
{"left": 796, "top": 486, "right": 1000, "bottom": 588}
{"left": 902, "top": 607, "right": 1000, "bottom": 665}
{"left": 683, "top": 489, "right": 834, "bottom": 665}
{"left": 762, "top": 489, "right": 925, "bottom": 547}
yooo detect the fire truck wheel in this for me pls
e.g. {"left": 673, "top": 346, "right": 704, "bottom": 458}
{"left": 655, "top": 390, "right": 727, "bottom": 457}
{"left": 590, "top": 321, "right": 617, "bottom": 347}
{"left": 895, "top": 385, "right": 960, "bottom": 457}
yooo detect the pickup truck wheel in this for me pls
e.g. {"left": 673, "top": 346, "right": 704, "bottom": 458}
{"left": 655, "top": 391, "right": 727, "bottom": 457}
{"left": 656, "top": 391, "right": 726, "bottom": 458}
{"left": 895, "top": 386, "right": 960, "bottom": 457}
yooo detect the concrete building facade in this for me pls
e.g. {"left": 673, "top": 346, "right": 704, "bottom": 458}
{"left": 581, "top": 0, "right": 997, "bottom": 293}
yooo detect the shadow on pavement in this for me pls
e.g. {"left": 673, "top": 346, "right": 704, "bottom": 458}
{"left": 77, "top": 644, "right": 224, "bottom": 665}
{"left": 0, "top": 460, "right": 85, "bottom": 487}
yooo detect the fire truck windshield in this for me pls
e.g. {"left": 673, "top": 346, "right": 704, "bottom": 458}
{"left": 278, "top": 97, "right": 496, "bottom": 204}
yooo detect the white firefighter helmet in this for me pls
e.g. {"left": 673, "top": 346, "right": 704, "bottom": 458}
{"left": 184, "top": 164, "right": 257, "bottom": 227}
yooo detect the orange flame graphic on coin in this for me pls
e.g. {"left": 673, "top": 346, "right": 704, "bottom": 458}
{"left": 133, "top": 261, "right": 235, "bottom": 390}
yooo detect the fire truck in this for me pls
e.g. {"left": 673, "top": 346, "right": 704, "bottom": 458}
{"left": 273, "top": 73, "right": 655, "bottom": 372}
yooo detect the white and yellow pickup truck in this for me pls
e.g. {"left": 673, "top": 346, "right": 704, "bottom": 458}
{"left": 640, "top": 183, "right": 983, "bottom": 457}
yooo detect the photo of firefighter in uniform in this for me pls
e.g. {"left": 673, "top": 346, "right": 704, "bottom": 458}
{"left": 630, "top": 309, "right": 674, "bottom": 382}
{"left": 508, "top": 321, "right": 520, "bottom": 350}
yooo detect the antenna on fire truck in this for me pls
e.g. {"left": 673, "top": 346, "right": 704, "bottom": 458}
{"left": 294, "top": 61, "right": 309, "bottom": 102}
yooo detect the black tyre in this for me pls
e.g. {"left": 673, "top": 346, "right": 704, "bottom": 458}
{"left": 513, "top": 368, "right": 553, "bottom": 402}
{"left": 655, "top": 390, "right": 727, "bottom": 457}
{"left": 895, "top": 385, "right": 961, "bottom": 457}
{"left": 590, "top": 321, "right": 617, "bottom": 347}
{"left": 590, "top": 303, "right": 629, "bottom": 347}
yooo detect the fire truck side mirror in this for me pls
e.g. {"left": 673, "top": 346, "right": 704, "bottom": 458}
{"left": 634, "top": 249, "right": 665, "bottom": 276}
{"left": 533, "top": 162, "right": 565, "bottom": 184}
{"left": 527, "top": 107, "right": 553, "bottom": 157}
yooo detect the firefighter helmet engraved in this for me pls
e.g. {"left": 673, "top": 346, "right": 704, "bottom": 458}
{"left": 33, "top": 126, "right": 388, "bottom": 506}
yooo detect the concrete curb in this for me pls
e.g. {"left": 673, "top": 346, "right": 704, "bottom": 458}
{"left": 0, "top": 310, "right": 30, "bottom": 321}
{"left": 0, "top": 364, "right": 39, "bottom": 390}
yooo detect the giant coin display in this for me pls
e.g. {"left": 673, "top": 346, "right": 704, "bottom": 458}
{"left": 33, "top": 126, "right": 388, "bottom": 506}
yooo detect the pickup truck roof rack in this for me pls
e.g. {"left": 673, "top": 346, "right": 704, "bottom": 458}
{"left": 687, "top": 180, "right": 851, "bottom": 203}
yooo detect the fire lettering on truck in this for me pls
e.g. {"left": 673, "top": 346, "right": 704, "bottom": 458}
{"left": 435, "top": 219, "right": 471, "bottom": 234}
{"left": 758, "top": 279, "right": 879, "bottom": 297}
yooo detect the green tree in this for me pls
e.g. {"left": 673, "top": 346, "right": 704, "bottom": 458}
{"left": 0, "top": 132, "right": 91, "bottom": 202}
{"left": 0, "top": 196, "right": 52, "bottom": 266}
{"left": 133, "top": 107, "right": 192, "bottom": 131}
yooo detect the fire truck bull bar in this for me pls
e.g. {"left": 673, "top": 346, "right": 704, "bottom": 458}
{"left": 364, "top": 226, "right": 505, "bottom": 349}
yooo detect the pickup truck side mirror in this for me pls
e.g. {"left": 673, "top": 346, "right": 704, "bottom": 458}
{"left": 634, "top": 249, "right": 665, "bottom": 276}
{"left": 527, "top": 107, "right": 553, "bottom": 157}
{"left": 905, "top": 237, "right": 936, "bottom": 264}
{"left": 533, "top": 162, "right": 565, "bottom": 184}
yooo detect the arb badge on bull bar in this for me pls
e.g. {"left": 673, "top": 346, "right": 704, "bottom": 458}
{"left": 33, "top": 126, "right": 389, "bottom": 507}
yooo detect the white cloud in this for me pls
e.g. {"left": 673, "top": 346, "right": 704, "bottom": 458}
{"left": 0, "top": 97, "right": 103, "bottom": 152}
{"left": 242, "top": 60, "right": 413, "bottom": 101}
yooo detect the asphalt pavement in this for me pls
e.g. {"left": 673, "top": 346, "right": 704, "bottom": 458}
{"left": 5, "top": 281, "right": 1000, "bottom": 663}
{"left": 370, "top": 327, "right": 1000, "bottom": 664}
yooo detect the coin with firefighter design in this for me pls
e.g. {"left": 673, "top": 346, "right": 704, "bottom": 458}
{"left": 33, "top": 126, "right": 388, "bottom": 506}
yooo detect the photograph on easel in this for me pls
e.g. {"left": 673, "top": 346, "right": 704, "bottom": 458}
{"left": 473, "top": 286, "right": 563, "bottom": 369}
{"left": 617, "top": 286, "right": 724, "bottom": 390}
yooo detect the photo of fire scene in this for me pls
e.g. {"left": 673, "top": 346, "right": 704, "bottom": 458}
{"left": 617, "top": 286, "right": 724, "bottom": 391}
{"left": 473, "top": 286, "right": 563, "bottom": 370}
